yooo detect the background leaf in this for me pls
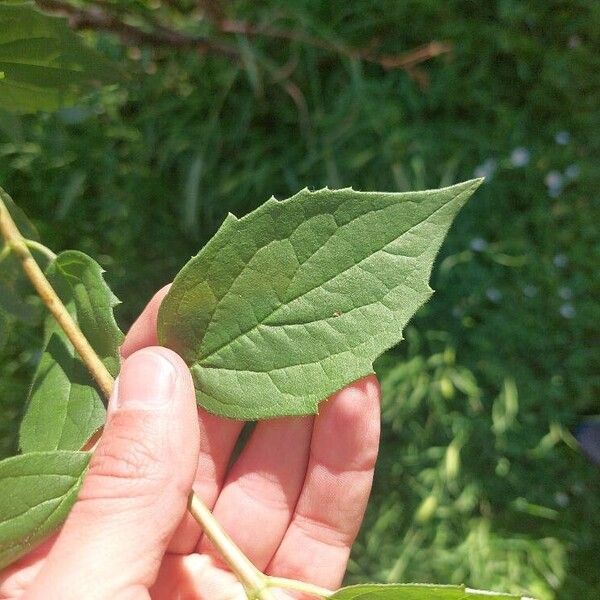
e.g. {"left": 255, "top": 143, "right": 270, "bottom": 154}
{"left": 46, "top": 250, "right": 123, "bottom": 376}
{"left": 331, "top": 583, "right": 528, "bottom": 599}
{"left": 19, "top": 250, "right": 123, "bottom": 452}
{"left": 158, "top": 180, "right": 481, "bottom": 419}
{"left": 0, "top": 186, "right": 43, "bottom": 325}
{"left": 0, "top": 186, "right": 38, "bottom": 241}
{"left": 0, "top": 449, "right": 90, "bottom": 569}
{"left": 0, "top": 2, "right": 122, "bottom": 113}
{"left": 0, "top": 308, "right": 7, "bottom": 353}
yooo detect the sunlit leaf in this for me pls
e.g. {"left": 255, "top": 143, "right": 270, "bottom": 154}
{"left": 19, "top": 251, "right": 123, "bottom": 452}
{"left": 0, "top": 450, "right": 90, "bottom": 569}
{"left": 331, "top": 583, "right": 530, "bottom": 599}
{"left": 159, "top": 180, "right": 482, "bottom": 419}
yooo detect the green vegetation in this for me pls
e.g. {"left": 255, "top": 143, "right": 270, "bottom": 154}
{"left": 0, "top": 1, "right": 598, "bottom": 598}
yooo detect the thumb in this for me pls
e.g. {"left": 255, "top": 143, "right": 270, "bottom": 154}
{"left": 27, "top": 348, "right": 200, "bottom": 600}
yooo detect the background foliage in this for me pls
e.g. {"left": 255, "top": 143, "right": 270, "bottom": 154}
{"left": 0, "top": 1, "right": 598, "bottom": 598}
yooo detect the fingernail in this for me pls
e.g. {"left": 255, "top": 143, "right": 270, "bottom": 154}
{"left": 116, "top": 349, "right": 177, "bottom": 410}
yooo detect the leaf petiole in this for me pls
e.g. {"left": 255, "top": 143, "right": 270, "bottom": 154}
{"left": 23, "top": 239, "right": 57, "bottom": 262}
{"left": 267, "top": 576, "right": 335, "bottom": 598}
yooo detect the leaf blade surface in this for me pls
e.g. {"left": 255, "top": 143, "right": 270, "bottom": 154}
{"left": 331, "top": 583, "right": 529, "bottom": 599}
{"left": 19, "top": 250, "right": 123, "bottom": 452}
{"left": 159, "top": 180, "right": 482, "bottom": 419}
{"left": 0, "top": 450, "right": 90, "bottom": 569}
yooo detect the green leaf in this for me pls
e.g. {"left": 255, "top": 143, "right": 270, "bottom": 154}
{"left": 19, "top": 250, "right": 123, "bottom": 452}
{"left": 158, "top": 180, "right": 482, "bottom": 419}
{"left": 0, "top": 450, "right": 90, "bottom": 569}
{"left": 46, "top": 250, "right": 124, "bottom": 377}
{"left": 0, "top": 2, "right": 122, "bottom": 113}
{"left": 330, "top": 583, "right": 530, "bottom": 599}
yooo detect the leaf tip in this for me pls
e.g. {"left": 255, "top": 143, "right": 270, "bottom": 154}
{"left": 220, "top": 211, "right": 239, "bottom": 232}
{"left": 455, "top": 177, "right": 484, "bottom": 194}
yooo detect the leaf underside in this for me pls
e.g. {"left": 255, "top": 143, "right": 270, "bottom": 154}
{"left": 19, "top": 250, "right": 123, "bottom": 453}
{"left": 0, "top": 2, "right": 122, "bottom": 113}
{"left": 158, "top": 179, "right": 482, "bottom": 420}
{"left": 331, "top": 583, "right": 530, "bottom": 599}
{"left": 0, "top": 450, "right": 90, "bottom": 570}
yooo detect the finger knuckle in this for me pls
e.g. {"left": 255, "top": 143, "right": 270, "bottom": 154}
{"left": 80, "top": 419, "right": 167, "bottom": 504}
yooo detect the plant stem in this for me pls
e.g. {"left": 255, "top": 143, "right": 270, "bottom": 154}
{"left": 0, "top": 195, "right": 276, "bottom": 600}
{"left": 188, "top": 494, "right": 274, "bottom": 599}
{"left": 267, "top": 576, "right": 334, "bottom": 598}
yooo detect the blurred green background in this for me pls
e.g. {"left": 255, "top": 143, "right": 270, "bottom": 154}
{"left": 0, "top": 1, "right": 598, "bottom": 598}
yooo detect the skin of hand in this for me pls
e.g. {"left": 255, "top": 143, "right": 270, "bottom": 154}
{"left": 0, "top": 286, "right": 381, "bottom": 600}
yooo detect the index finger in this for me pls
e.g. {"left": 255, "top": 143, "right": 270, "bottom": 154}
{"left": 120, "top": 284, "right": 243, "bottom": 554}
{"left": 120, "top": 284, "right": 172, "bottom": 358}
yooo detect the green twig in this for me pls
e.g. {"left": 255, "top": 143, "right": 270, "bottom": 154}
{"left": 188, "top": 494, "right": 275, "bottom": 599}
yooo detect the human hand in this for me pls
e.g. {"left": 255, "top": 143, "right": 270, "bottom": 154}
{"left": 0, "top": 286, "right": 381, "bottom": 600}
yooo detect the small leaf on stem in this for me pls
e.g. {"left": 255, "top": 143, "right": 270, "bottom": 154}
{"left": 0, "top": 450, "right": 90, "bottom": 569}
{"left": 19, "top": 250, "right": 123, "bottom": 452}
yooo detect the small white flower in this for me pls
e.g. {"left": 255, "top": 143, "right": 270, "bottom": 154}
{"left": 510, "top": 147, "right": 530, "bottom": 167}
{"left": 486, "top": 287, "right": 502, "bottom": 303}
{"left": 545, "top": 171, "right": 564, "bottom": 197}
{"left": 522, "top": 285, "right": 538, "bottom": 298}
{"left": 565, "top": 164, "right": 580, "bottom": 180}
{"left": 559, "top": 303, "right": 576, "bottom": 319}
{"left": 555, "top": 130, "right": 571, "bottom": 145}
{"left": 470, "top": 237, "right": 488, "bottom": 252}
{"left": 555, "top": 492, "right": 570, "bottom": 507}
{"left": 558, "top": 286, "right": 573, "bottom": 300}
{"left": 553, "top": 254, "right": 569, "bottom": 268}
